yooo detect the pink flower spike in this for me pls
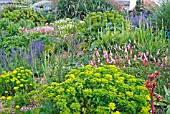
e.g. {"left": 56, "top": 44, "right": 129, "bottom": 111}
{"left": 97, "top": 58, "right": 100, "bottom": 65}
{"left": 89, "top": 60, "right": 94, "bottom": 66}
{"left": 92, "top": 54, "right": 95, "bottom": 59}
{"left": 133, "top": 45, "right": 136, "bottom": 49}
{"left": 125, "top": 54, "right": 129, "bottom": 61}
{"left": 130, "top": 50, "right": 133, "bottom": 55}
{"left": 106, "top": 58, "right": 109, "bottom": 65}
{"left": 128, "top": 60, "right": 131, "bottom": 65}
{"left": 134, "top": 55, "right": 137, "bottom": 62}
{"left": 146, "top": 51, "right": 149, "bottom": 57}
{"left": 157, "top": 49, "right": 160, "bottom": 55}
{"left": 116, "top": 51, "right": 119, "bottom": 55}
{"left": 120, "top": 58, "right": 125, "bottom": 66}
{"left": 109, "top": 51, "right": 113, "bottom": 58}
{"left": 134, "top": 39, "right": 136, "bottom": 44}
{"left": 96, "top": 51, "right": 100, "bottom": 58}
{"left": 103, "top": 50, "right": 108, "bottom": 59}
{"left": 127, "top": 43, "right": 131, "bottom": 50}
{"left": 124, "top": 47, "right": 128, "bottom": 54}
{"left": 143, "top": 58, "right": 147, "bottom": 66}
{"left": 164, "top": 56, "right": 167, "bottom": 67}
{"left": 144, "top": 53, "right": 148, "bottom": 61}
{"left": 157, "top": 59, "right": 161, "bottom": 63}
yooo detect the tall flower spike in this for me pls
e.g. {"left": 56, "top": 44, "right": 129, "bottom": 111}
{"left": 125, "top": 54, "right": 129, "bottom": 61}
{"left": 146, "top": 50, "right": 149, "bottom": 57}
{"left": 144, "top": 72, "right": 160, "bottom": 114}
{"left": 103, "top": 50, "right": 108, "bottom": 59}
{"left": 127, "top": 43, "right": 131, "bottom": 50}
{"left": 96, "top": 50, "right": 100, "bottom": 58}
{"left": 120, "top": 58, "right": 125, "bottom": 66}
{"left": 134, "top": 55, "right": 137, "bottom": 62}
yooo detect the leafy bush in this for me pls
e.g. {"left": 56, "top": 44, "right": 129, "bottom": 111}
{"left": 3, "top": 8, "right": 47, "bottom": 25}
{"left": 1, "top": 35, "right": 30, "bottom": 51}
{"left": 0, "top": 67, "right": 34, "bottom": 96}
{"left": 31, "top": 65, "right": 150, "bottom": 114}
{"left": 0, "top": 18, "right": 11, "bottom": 30}
{"left": 55, "top": 0, "right": 115, "bottom": 20}
{"left": 18, "top": 19, "right": 36, "bottom": 29}
{"left": 0, "top": 4, "right": 21, "bottom": 18}
{"left": 77, "top": 10, "right": 128, "bottom": 47}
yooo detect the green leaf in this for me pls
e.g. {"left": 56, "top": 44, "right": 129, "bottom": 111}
{"left": 33, "top": 108, "right": 41, "bottom": 113}
{"left": 25, "top": 110, "right": 33, "bottom": 114}
{"left": 166, "top": 105, "right": 170, "bottom": 114}
{"left": 164, "top": 85, "right": 170, "bottom": 96}
{"left": 91, "top": 42, "right": 99, "bottom": 49}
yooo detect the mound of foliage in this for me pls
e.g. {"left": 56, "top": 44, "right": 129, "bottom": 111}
{"left": 77, "top": 10, "right": 128, "bottom": 48}
{"left": 3, "top": 8, "right": 47, "bottom": 25}
{"left": 0, "top": 67, "right": 34, "bottom": 96}
{"left": 29, "top": 65, "right": 150, "bottom": 114}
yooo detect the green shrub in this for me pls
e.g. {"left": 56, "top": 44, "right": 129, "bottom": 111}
{"left": 0, "top": 18, "right": 11, "bottom": 30}
{"left": 18, "top": 19, "right": 36, "bottom": 29}
{"left": 0, "top": 67, "right": 34, "bottom": 96}
{"left": 0, "top": 4, "right": 21, "bottom": 18}
{"left": 1, "top": 35, "right": 29, "bottom": 51}
{"left": 55, "top": 0, "right": 115, "bottom": 20}
{"left": 32, "top": 65, "right": 150, "bottom": 114}
{"left": 3, "top": 8, "right": 47, "bottom": 25}
{"left": 77, "top": 10, "right": 128, "bottom": 47}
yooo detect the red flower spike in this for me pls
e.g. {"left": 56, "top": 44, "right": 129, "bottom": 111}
{"left": 144, "top": 71, "right": 160, "bottom": 114}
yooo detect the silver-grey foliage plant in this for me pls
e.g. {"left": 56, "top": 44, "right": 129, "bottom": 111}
{"left": 30, "top": 1, "right": 53, "bottom": 14}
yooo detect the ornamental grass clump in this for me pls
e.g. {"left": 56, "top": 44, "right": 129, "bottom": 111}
{"left": 0, "top": 67, "right": 34, "bottom": 96}
{"left": 37, "top": 65, "right": 150, "bottom": 114}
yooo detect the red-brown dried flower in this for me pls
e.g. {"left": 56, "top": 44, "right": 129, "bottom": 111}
{"left": 156, "top": 94, "right": 162, "bottom": 102}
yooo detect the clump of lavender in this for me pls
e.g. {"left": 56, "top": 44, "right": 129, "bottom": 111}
{"left": 0, "top": 41, "right": 44, "bottom": 74}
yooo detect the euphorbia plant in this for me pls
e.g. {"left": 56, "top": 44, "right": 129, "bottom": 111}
{"left": 143, "top": 71, "right": 161, "bottom": 114}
